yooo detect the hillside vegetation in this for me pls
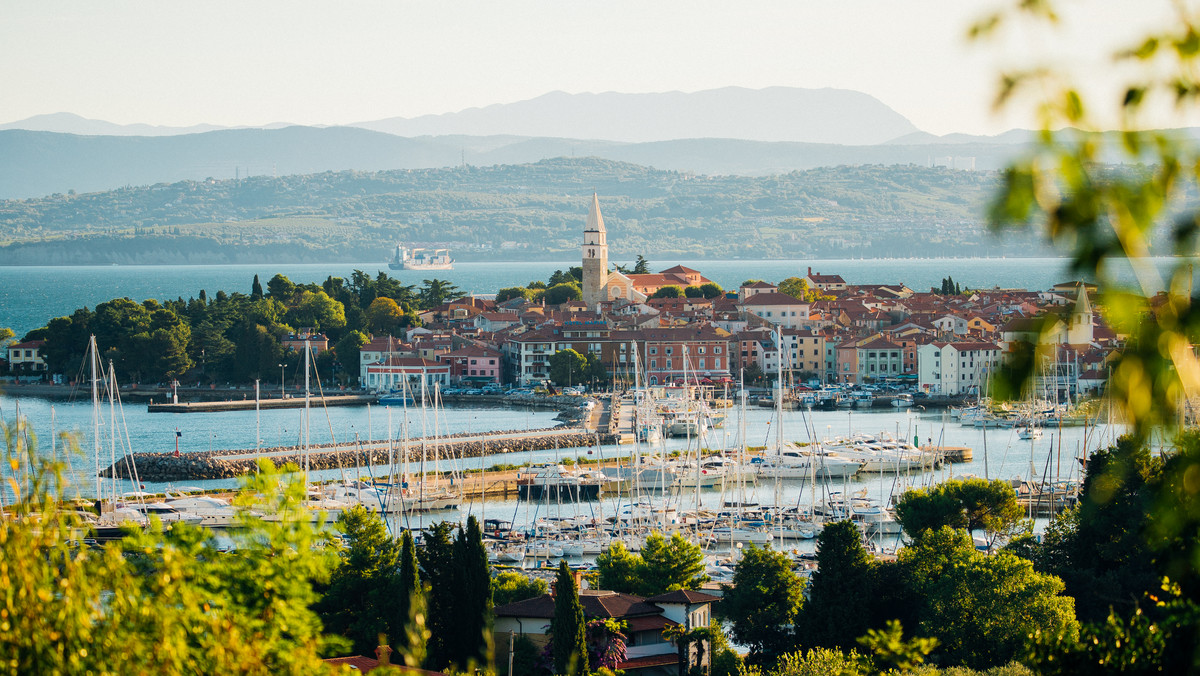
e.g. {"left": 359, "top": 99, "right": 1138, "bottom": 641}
{"left": 0, "top": 157, "right": 1034, "bottom": 264}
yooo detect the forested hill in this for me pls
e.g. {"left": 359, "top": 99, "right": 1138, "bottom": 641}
{"left": 0, "top": 157, "right": 1041, "bottom": 264}
{"left": 0, "top": 125, "right": 1023, "bottom": 201}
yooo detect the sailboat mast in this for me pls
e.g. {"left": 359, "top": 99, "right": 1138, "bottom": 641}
{"left": 304, "top": 339, "right": 311, "bottom": 480}
{"left": 90, "top": 335, "right": 101, "bottom": 500}
{"left": 108, "top": 360, "right": 117, "bottom": 504}
{"left": 774, "top": 328, "right": 783, "bottom": 512}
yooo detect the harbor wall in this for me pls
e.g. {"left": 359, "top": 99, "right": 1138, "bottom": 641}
{"left": 102, "top": 428, "right": 617, "bottom": 482}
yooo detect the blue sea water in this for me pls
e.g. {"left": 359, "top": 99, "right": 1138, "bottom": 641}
{"left": 0, "top": 256, "right": 1188, "bottom": 338}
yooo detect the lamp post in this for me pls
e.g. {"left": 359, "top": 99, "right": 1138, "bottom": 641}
{"left": 279, "top": 363, "right": 286, "bottom": 400}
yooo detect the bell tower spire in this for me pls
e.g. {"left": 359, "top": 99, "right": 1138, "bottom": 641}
{"left": 582, "top": 192, "right": 609, "bottom": 312}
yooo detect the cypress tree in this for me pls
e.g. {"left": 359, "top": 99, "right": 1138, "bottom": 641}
{"left": 251, "top": 274, "right": 264, "bottom": 300}
{"left": 417, "top": 521, "right": 455, "bottom": 670}
{"left": 800, "top": 520, "right": 877, "bottom": 651}
{"left": 451, "top": 516, "right": 493, "bottom": 670}
{"left": 551, "top": 560, "right": 588, "bottom": 676}
{"left": 394, "top": 530, "right": 420, "bottom": 640}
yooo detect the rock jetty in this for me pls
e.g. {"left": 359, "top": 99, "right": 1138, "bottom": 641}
{"left": 102, "top": 427, "right": 617, "bottom": 482}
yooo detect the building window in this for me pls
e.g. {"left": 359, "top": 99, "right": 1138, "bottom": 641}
{"left": 714, "top": 347, "right": 722, "bottom": 354}
{"left": 650, "top": 348, "right": 657, "bottom": 355}
{"left": 698, "top": 359, "right": 706, "bottom": 369}
{"left": 651, "top": 359, "right": 657, "bottom": 368}
{"left": 666, "top": 359, "right": 673, "bottom": 369}
{"left": 666, "top": 347, "right": 673, "bottom": 355}
{"left": 698, "top": 346, "right": 706, "bottom": 354}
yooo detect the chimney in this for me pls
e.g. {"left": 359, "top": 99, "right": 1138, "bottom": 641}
{"left": 808, "top": 267, "right": 812, "bottom": 276}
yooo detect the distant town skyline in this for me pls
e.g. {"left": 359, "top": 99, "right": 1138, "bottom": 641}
{"left": 2, "top": 0, "right": 1195, "bottom": 137}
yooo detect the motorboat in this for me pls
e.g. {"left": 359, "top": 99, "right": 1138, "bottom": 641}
{"left": 517, "top": 463, "right": 604, "bottom": 500}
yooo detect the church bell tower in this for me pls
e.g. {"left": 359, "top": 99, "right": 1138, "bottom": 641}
{"left": 582, "top": 193, "right": 609, "bottom": 312}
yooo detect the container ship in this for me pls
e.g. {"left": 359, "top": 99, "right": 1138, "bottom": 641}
{"left": 388, "top": 244, "right": 454, "bottom": 271}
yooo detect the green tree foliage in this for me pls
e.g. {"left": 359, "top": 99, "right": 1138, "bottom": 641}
{"left": 594, "top": 532, "right": 708, "bottom": 597}
{"left": 417, "top": 278, "right": 461, "bottom": 310}
{"left": 491, "top": 571, "right": 548, "bottom": 607}
{"left": 316, "top": 505, "right": 401, "bottom": 655}
{"left": 901, "top": 527, "right": 1078, "bottom": 669}
{"left": 332, "top": 331, "right": 369, "bottom": 383}
{"left": 251, "top": 274, "right": 264, "bottom": 300}
{"left": 1027, "top": 579, "right": 1199, "bottom": 676}
{"left": 450, "top": 516, "right": 493, "bottom": 671}
{"left": 894, "top": 478, "right": 1025, "bottom": 543}
{"left": 722, "top": 544, "right": 804, "bottom": 665}
{"left": 799, "top": 521, "right": 877, "bottom": 651}
{"left": 698, "top": 282, "right": 724, "bottom": 298}
{"left": 632, "top": 255, "right": 650, "bottom": 274}
{"left": 417, "top": 521, "right": 456, "bottom": 670}
{"left": 595, "top": 540, "right": 642, "bottom": 593}
{"left": 266, "top": 273, "right": 297, "bottom": 302}
{"left": 778, "top": 276, "right": 833, "bottom": 303}
{"left": 855, "top": 620, "right": 938, "bottom": 673}
{"left": 0, "top": 327, "right": 13, "bottom": 345}
{"left": 1021, "top": 436, "right": 1159, "bottom": 623}
{"left": 233, "top": 321, "right": 285, "bottom": 381}
{"left": 88, "top": 299, "right": 193, "bottom": 382}
{"left": 364, "top": 296, "right": 407, "bottom": 335}
{"left": 549, "top": 348, "right": 587, "bottom": 386}
{"left": 544, "top": 282, "right": 582, "bottom": 305}
{"left": 650, "top": 284, "right": 683, "bottom": 299}
{"left": 0, "top": 420, "right": 351, "bottom": 675}
{"left": 38, "top": 308, "right": 93, "bottom": 375}
{"left": 638, "top": 531, "right": 709, "bottom": 594}
{"left": 706, "top": 620, "right": 744, "bottom": 676}
{"left": 287, "top": 290, "right": 346, "bottom": 332}
{"left": 394, "top": 529, "right": 422, "bottom": 652}
{"left": 753, "top": 647, "right": 866, "bottom": 676}
{"left": 584, "top": 353, "right": 608, "bottom": 389}
{"left": 777, "top": 276, "right": 811, "bottom": 301}
{"left": 683, "top": 285, "right": 703, "bottom": 298}
{"left": 551, "top": 560, "right": 588, "bottom": 676}
{"left": 495, "top": 286, "right": 530, "bottom": 303}
{"left": 548, "top": 268, "right": 583, "bottom": 286}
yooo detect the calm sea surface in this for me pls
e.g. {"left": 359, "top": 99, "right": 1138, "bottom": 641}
{"left": 0, "top": 256, "right": 1190, "bottom": 338}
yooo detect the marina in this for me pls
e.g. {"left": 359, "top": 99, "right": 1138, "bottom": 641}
{"left": 1, "top": 386, "right": 1118, "bottom": 558}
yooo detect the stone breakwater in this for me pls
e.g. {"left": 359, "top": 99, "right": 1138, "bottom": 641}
{"left": 102, "top": 428, "right": 618, "bottom": 482}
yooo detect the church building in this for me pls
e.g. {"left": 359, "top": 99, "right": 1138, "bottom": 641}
{"left": 580, "top": 195, "right": 716, "bottom": 310}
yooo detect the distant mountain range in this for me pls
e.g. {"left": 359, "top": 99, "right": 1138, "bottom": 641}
{"left": 3, "top": 87, "right": 920, "bottom": 145}
{"left": 2, "top": 86, "right": 1184, "bottom": 201}
{"left": 349, "top": 87, "right": 920, "bottom": 145}
{"left": 0, "top": 125, "right": 1036, "bottom": 200}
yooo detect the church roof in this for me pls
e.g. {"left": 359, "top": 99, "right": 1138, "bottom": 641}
{"left": 585, "top": 192, "right": 605, "bottom": 233}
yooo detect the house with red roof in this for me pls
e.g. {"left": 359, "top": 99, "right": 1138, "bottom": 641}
{"left": 804, "top": 267, "right": 847, "bottom": 292}
{"left": 6, "top": 339, "right": 46, "bottom": 377}
{"left": 917, "top": 341, "right": 1003, "bottom": 395}
{"left": 493, "top": 587, "right": 719, "bottom": 675}
{"left": 441, "top": 345, "right": 503, "bottom": 385}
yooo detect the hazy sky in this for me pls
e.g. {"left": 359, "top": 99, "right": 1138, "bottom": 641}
{"left": 2, "top": 1, "right": 1193, "bottom": 136}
